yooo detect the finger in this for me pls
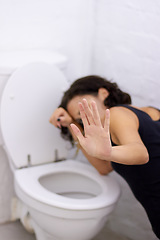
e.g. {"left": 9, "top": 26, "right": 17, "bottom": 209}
{"left": 49, "top": 110, "right": 63, "bottom": 126}
{"left": 70, "top": 123, "right": 84, "bottom": 143}
{"left": 104, "top": 109, "right": 110, "bottom": 133}
{"left": 56, "top": 118, "right": 61, "bottom": 128}
{"left": 78, "top": 102, "right": 89, "bottom": 126}
{"left": 56, "top": 115, "right": 71, "bottom": 128}
{"left": 49, "top": 116, "right": 58, "bottom": 127}
{"left": 81, "top": 99, "right": 95, "bottom": 125}
{"left": 91, "top": 101, "right": 101, "bottom": 126}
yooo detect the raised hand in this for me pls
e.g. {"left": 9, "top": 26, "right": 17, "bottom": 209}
{"left": 70, "top": 99, "right": 112, "bottom": 160}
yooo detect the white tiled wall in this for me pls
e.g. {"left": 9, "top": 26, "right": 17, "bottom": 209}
{"left": 0, "top": 0, "right": 94, "bottom": 80}
{"left": 93, "top": 0, "right": 160, "bottom": 109}
{"left": 92, "top": 1, "right": 160, "bottom": 239}
{"left": 0, "top": 0, "right": 160, "bottom": 239}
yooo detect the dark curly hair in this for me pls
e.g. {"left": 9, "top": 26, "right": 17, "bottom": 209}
{"left": 58, "top": 75, "right": 131, "bottom": 144}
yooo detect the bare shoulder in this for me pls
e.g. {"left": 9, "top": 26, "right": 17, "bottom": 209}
{"left": 109, "top": 106, "right": 139, "bottom": 126}
{"left": 109, "top": 106, "right": 140, "bottom": 145}
{"left": 139, "top": 106, "right": 160, "bottom": 121}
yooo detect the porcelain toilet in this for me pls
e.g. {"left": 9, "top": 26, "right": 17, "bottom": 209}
{"left": 0, "top": 60, "right": 120, "bottom": 240}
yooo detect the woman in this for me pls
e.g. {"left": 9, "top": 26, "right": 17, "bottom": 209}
{"left": 50, "top": 75, "right": 160, "bottom": 239}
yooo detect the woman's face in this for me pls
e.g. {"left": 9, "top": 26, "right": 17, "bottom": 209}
{"left": 67, "top": 94, "right": 107, "bottom": 125}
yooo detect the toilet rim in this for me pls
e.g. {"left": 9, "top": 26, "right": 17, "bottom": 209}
{"left": 14, "top": 160, "right": 120, "bottom": 210}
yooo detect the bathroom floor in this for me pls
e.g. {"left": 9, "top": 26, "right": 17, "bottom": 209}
{"left": 0, "top": 220, "right": 130, "bottom": 240}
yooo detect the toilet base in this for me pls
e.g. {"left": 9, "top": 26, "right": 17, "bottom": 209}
{"left": 31, "top": 220, "right": 53, "bottom": 240}
{"left": 30, "top": 214, "right": 109, "bottom": 240}
{"left": 14, "top": 160, "right": 120, "bottom": 240}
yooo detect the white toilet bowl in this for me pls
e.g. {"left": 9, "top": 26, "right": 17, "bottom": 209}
{"left": 15, "top": 160, "right": 120, "bottom": 240}
{"left": 0, "top": 60, "right": 120, "bottom": 240}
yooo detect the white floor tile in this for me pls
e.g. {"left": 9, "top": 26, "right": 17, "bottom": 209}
{"left": 0, "top": 221, "right": 130, "bottom": 240}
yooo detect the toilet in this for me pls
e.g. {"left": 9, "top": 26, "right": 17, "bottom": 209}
{"left": 0, "top": 51, "right": 120, "bottom": 240}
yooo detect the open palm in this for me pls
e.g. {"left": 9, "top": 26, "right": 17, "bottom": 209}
{"left": 70, "top": 99, "right": 112, "bottom": 160}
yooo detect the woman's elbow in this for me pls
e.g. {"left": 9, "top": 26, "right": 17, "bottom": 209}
{"left": 144, "top": 152, "right": 149, "bottom": 164}
{"left": 98, "top": 165, "right": 113, "bottom": 175}
{"left": 140, "top": 150, "right": 149, "bottom": 164}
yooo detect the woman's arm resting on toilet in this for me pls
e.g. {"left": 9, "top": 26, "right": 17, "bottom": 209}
{"left": 49, "top": 107, "right": 113, "bottom": 175}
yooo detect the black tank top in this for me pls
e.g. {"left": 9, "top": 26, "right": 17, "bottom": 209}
{"left": 111, "top": 105, "right": 160, "bottom": 238}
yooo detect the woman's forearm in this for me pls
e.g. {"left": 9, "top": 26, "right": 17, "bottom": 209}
{"left": 109, "top": 143, "right": 149, "bottom": 165}
{"left": 80, "top": 146, "right": 113, "bottom": 175}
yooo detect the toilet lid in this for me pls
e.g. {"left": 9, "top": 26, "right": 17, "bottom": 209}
{"left": 0, "top": 62, "right": 69, "bottom": 168}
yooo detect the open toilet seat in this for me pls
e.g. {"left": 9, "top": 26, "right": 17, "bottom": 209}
{"left": 0, "top": 63, "right": 69, "bottom": 169}
{"left": 15, "top": 160, "right": 120, "bottom": 213}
